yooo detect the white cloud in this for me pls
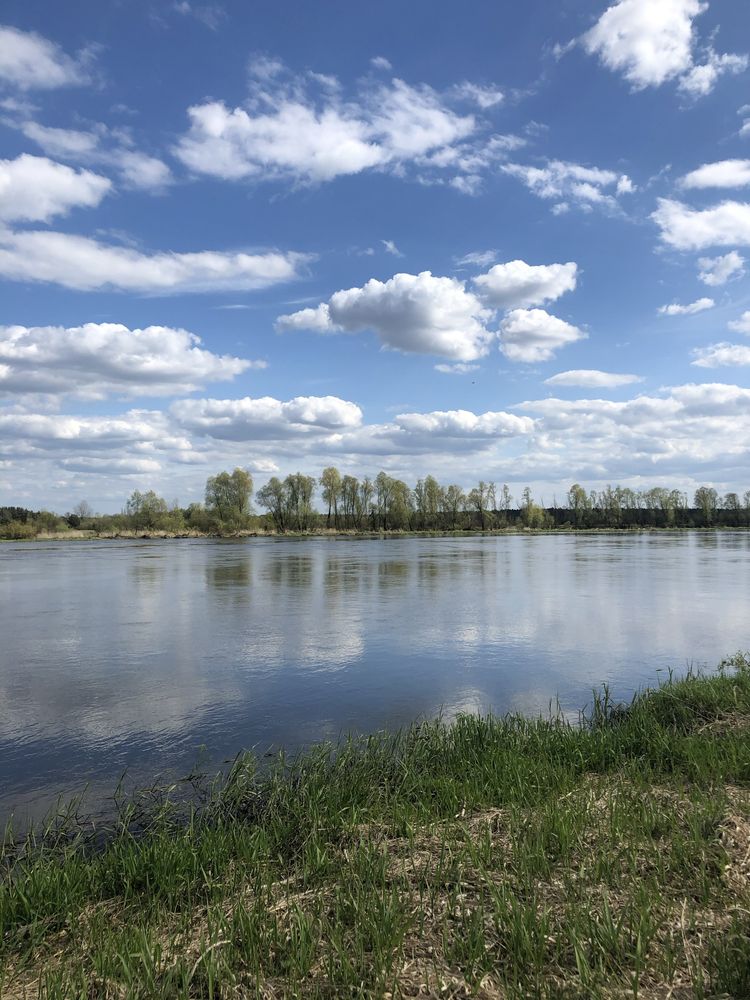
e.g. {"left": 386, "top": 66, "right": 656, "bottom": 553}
{"left": 728, "top": 311, "right": 750, "bottom": 334}
{"left": 581, "top": 0, "right": 746, "bottom": 97}
{"left": 381, "top": 238, "right": 403, "bottom": 257}
{"left": 544, "top": 370, "right": 643, "bottom": 388}
{"left": 516, "top": 383, "right": 750, "bottom": 482}
{"left": 0, "top": 410, "right": 181, "bottom": 451}
{"left": 680, "top": 159, "right": 750, "bottom": 189}
{"left": 678, "top": 49, "right": 748, "bottom": 98}
{"left": 454, "top": 249, "right": 497, "bottom": 268}
{"left": 0, "top": 323, "right": 256, "bottom": 399}
{"left": 499, "top": 308, "right": 586, "bottom": 363}
{"left": 0, "top": 229, "right": 308, "bottom": 293}
{"left": 652, "top": 198, "right": 750, "bottom": 249}
{"left": 658, "top": 297, "right": 714, "bottom": 315}
{"left": 19, "top": 122, "right": 99, "bottom": 158}
{"left": 0, "top": 154, "right": 111, "bottom": 222}
{"left": 0, "top": 24, "right": 90, "bottom": 90}
{"left": 451, "top": 81, "right": 504, "bottom": 109}
{"left": 175, "top": 76, "right": 475, "bottom": 184}
{"left": 698, "top": 251, "right": 745, "bottom": 285}
{"left": 501, "top": 160, "right": 633, "bottom": 211}
{"left": 370, "top": 56, "right": 392, "bottom": 71}
{"left": 691, "top": 343, "right": 750, "bottom": 367}
{"left": 583, "top": 0, "right": 701, "bottom": 88}
{"left": 392, "top": 409, "right": 533, "bottom": 439}
{"left": 172, "top": 2, "right": 226, "bottom": 30}
{"left": 473, "top": 260, "right": 578, "bottom": 309}
{"left": 434, "top": 362, "right": 480, "bottom": 374}
{"left": 171, "top": 394, "right": 363, "bottom": 440}
{"left": 277, "top": 271, "right": 494, "bottom": 361}
{"left": 116, "top": 150, "right": 172, "bottom": 191}
{"left": 17, "top": 121, "right": 172, "bottom": 192}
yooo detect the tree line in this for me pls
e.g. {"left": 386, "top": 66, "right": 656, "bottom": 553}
{"left": 3, "top": 470, "right": 750, "bottom": 538}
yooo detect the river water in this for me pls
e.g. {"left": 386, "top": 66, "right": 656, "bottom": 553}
{"left": 1, "top": 532, "right": 748, "bottom": 825}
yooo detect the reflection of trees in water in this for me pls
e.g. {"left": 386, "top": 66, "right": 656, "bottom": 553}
{"left": 206, "top": 559, "right": 251, "bottom": 589}
{"left": 262, "top": 555, "right": 314, "bottom": 589}
{"left": 323, "top": 558, "right": 362, "bottom": 597}
{"left": 128, "top": 556, "right": 166, "bottom": 590}
{"left": 377, "top": 560, "right": 410, "bottom": 587}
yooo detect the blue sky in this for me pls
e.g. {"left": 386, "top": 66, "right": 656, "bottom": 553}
{"left": 2, "top": 0, "right": 750, "bottom": 511}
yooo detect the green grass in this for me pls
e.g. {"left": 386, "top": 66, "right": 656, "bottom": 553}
{"left": 2, "top": 655, "right": 750, "bottom": 998}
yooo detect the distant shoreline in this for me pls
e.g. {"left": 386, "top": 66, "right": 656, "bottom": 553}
{"left": 3, "top": 524, "right": 750, "bottom": 544}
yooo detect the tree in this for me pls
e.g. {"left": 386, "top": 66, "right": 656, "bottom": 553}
{"left": 357, "top": 476, "right": 375, "bottom": 529}
{"left": 567, "top": 483, "right": 589, "bottom": 528}
{"left": 205, "top": 468, "right": 253, "bottom": 530}
{"left": 467, "top": 481, "right": 490, "bottom": 529}
{"left": 320, "top": 466, "right": 342, "bottom": 528}
{"left": 73, "top": 500, "right": 93, "bottom": 520}
{"left": 284, "top": 473, "right": 316, "bottom": 530}
{"left": 125, "top": 490, "right": 169, "bottom": 530}
{"left": 694, "top": 486, "right": 718, "bottom": 526}
{"left": 443, "top": 484, "right": 465, "bottom": 529}
{"left": 340, "top": 474, "right": 359, "bottom": 528}
{"left": 256, "top": 477, "right": 286, "bottom": 531}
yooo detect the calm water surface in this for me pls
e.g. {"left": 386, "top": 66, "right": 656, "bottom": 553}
{"left": 1, "top": 533, "right": 749, "bottom": 824}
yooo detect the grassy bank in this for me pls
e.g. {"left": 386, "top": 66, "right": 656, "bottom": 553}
{"left": 2, "top": 658, "right": 750, "bottom": 999}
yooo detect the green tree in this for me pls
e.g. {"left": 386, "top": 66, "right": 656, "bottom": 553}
{"left": 443, "top": 484, "right": 466, "bottom": 529}
{"left": 205, "top": 468, "right": 253, "bottom": 530}
{"left": 319, "top": 466, "right": 342, "bottom": 528}
{"left": 694, "top": 486, "right": 718, "bottom": 526}
{"left": 256, "top": 477, "right": 287, "bottom": 531}
{"left": 125, "top": 490, "right": 169, "bottom": 530}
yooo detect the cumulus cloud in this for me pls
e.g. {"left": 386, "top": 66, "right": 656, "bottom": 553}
{"left": 170, "top": 394, "right": 363, "bottom": 440}
{"left": 499, "top": 308, "right": 586, "bottom": 363}
{"left": 277, "top": 271, "right": 494, "bottom": 361}
{"left": 652, "top": 198, "right": 750, "bottom": 249}
{"left": 0, "top": 24, "right": 91, "bottom": 90}
{"left": 0, "top": 323, "right": 257, "bottom": 399}
{"left": 658, "top": 297, "right": 714, "bottom": 316}
{"left": 698, "top": 251, "right": 745, "bottom": 285}
{"left": 370, "top": 56, "right": 392, "bottom": 71}
{"left": 728, "top": 311, "right": 750, "bottom": 334}
{"left": 544, "top": 370, "right": 643, "bottom": 388}
{"left": 0, "top": 154, "right": 111, "bottom": 222}
{"left": 473, "top": 260, "right": 578, "bottom": 309}
{"left": 501, "top": 160, "right": 633, "bottom": 212}
{"left": 0, "top": 229, "right": 308, "bottom": 293}
{"left": 691, "top": 343, "right": 750, "bottom": 367}
{"left": 391, "top": 409, "right": 533, "bottom": 439}
{"left": 175, "top": 75, "right": 475, "bottom": 185}
{"left": 16, "top": 121, "right": 172, "bottom": 192}
{"left": 516, "top": 382, "right": 750, "bottom": 482}
{"left": 680, "top": 159, "right": 750, "bottom": 189}
{"left": 581, "top": 0, "right": 746, "bottom": 96}
{"left": 0, "top": 410, "right": 183, "bottom": 452}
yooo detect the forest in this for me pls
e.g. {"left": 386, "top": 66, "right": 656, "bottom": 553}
{"left": 3, "top": 468, "right": 750, "bottom": 538}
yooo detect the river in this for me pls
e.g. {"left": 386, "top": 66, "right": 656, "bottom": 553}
{"left": 1, "top": 532, "right": 748, "bottom": 825}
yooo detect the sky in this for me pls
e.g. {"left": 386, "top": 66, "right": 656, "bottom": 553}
{"left": 1, "top": 0, "right": 750, "bottom": 512}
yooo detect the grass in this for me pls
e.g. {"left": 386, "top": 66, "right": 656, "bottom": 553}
{"left": 2, "top": 655, "right": 750, "bottom": 998}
